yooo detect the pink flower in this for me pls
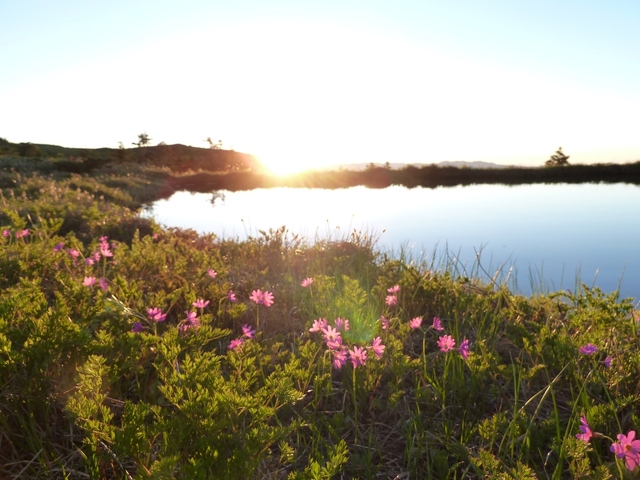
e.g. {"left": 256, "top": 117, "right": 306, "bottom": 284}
{"left": 301, "top": 277, "right": 313, "bottom": 287}
{"left": 602, "top": 356, "right": 612, "bottom": 368}
{"left": 93, "top": 251, "right": 101, "bottom": 262}
{"left": 262, "top": 290, "right": 274, "bottom": 307}
{"left": 349, "top": 346, "right": 368, "bottom": 368}
{"left": 82, "top": 276, "right": 96, "bottom": 287}
{"left": 98, "top": 277, "right": 108, "bottom": 291}
{"left": 326, "top": 336, "right": 343, "bottom": 351}
{"left": 228, "top": 290, "right": 237, "bottom": 303}
{"left": 309, "top": 318, "right": 328, "bottom": 333}
{"left": 207, "top": 268, "right": 217, "bottom": 278}
{"left": 385, "top": 295, "right": 397, "bottom": 306}
{"left": 100, "top": 242, "right": 113, "bottom": 258}
{"left": 576, "top": 415, "right": 593, "bottom": 443}
{"left": 147, "top": 307, "right": 167, "bottom": 322}
{"left": 579, "top": 343, "right": 598, "bottom": 355}
{"left": 432, "top": 317, "right": 444, "bottom": 331}
{"left": 370, "top": 337, "right": 385, "bottom": 359}
{"left": 228, "top": 338, "right": 245, "bottom": 350}
{"left": 84, "top": 258, "right": 95, "bottom": 266}
{"left": 332, "top": 347, "right": 348, "bottom": 369}
{"left": 131, "top": 322, "right": 144, "bottom": 333}
{"left": 387, "top": 285, "right": 400, "bottom": 293}
{"left": 2, "top": 229, "right": 10, "bottom": 238}
{"left": 53, "top": 242, "right": 65, "bottom": 252}
{"left": 459, "top": 339, "right": 470, "bottom": 360}
{"left": 334, "top": 317, "right": 349, "bottom": 331}
{"left": 321, "top": 325, "right": 340, "bottom": 343}
{"left": 409, "top": 317, "right": 423, "bottom": 330}
{"left": 193, "top": 299, "right": 210, "bottom": 309}
{"left": 16, "top": 229, "right": 29, "bottom": 238}
{"left": 67, "top": 249, "right": 80, "bottom": 259}
{"left": 438, "top": 335, "right": 456, "bottom": 352}
{"left": 241, "top": 324, "right": 256, "bottom": 339}
{"left": 380, "top": 316, "right": 389, "bottom": 330}
{"left": 250, "top": 289, "right": 274, "bottom": 307}
{"left": 610, "top": 430, "right": 640, "bottom": 471}
{"left": 179, "top": 311, "right": 200, "bottom": 334}
{"left": 250, "top": 289, "right": 263, "bottom": 304}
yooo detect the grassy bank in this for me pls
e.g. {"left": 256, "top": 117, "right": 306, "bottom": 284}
{"left": 2, "top": 139, "right": 640, "bottom": 210}
{"left": 1, "top": 168, "right": 640, "bottom": 479}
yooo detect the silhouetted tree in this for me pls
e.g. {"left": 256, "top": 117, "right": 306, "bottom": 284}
{"left": 545, "top": 147, "right": 570, "bottom": 167}
{"left": 117, "top": 142, "right": 126, "bottom": 160}
{"left": 205, "top": 137, "right": 223, "bottom": 149}
{"left": 132, "top": 132, "right": 151, "bottom": 148}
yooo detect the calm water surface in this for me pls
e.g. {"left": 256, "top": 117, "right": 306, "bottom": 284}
{"left": 141, "top": 183, "right": 640, "bottom": 301}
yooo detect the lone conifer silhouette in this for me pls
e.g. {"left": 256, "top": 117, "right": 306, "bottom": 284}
{"left": 545, "top": 147, "right": 570, "bottom": 167}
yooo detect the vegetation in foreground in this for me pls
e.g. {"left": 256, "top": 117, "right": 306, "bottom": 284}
{"left": 1, "top": 170, "right": 640, "bottom": 479}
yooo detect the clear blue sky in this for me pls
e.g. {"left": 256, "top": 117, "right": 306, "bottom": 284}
{"left": 2, "top": 0, "right": 640, "bottom": 172}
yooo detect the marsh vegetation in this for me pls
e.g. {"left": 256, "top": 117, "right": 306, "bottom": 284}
{"left": 1, "top": 140, "right": 639, "bottom": 478}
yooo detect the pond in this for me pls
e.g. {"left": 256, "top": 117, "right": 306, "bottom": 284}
{"left": 141, "top": 183, "right": 640, "bottom": 302}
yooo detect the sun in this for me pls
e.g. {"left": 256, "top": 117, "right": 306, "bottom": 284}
{"left": 255, "top": 151, "right": 328, "bottom": 176}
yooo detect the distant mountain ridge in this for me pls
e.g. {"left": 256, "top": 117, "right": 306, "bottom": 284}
{"left": 326, "top": 161, "right": 510, "bottom": 171}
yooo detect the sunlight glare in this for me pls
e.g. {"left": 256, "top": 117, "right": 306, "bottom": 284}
{"left": 256, "top": 151, "right": 316, "bottom": 175}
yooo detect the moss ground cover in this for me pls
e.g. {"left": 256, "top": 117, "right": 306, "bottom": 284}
{"left": 1, "top": 171, "right": 640, "bottom": 479}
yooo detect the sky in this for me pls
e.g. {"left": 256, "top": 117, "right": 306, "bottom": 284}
{"left": 2, "top": 0, "right": 640, "bottom": 173}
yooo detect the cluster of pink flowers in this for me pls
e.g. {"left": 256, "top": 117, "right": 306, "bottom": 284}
{"left": 82, "top": 276, "right": 109, "bottom": 291}
{"left": 131, "top": 307, "right": 169, "bottom": 333}
{"left": 179, "top": 311, "right": 200, "bottom": 335}
{"left": 309, "top": 317, "right": 385, "bottom": 369}
{"left": 228, "top": 324, "right": 256, "bottom": 351}
{"left": 611, "top": 431, "right": 640, "bottom": 471}
{"left": 250, "top": 289, "right": 274, "bottom": 307}
{"left": 578, "top": 342, "right": 613, "bottom": 368}
{"left": 385, "top": 285, "right": 400, "bottom": 306}
{"left": 577, "top": 417, "right": 640, "bottom": 472}
{"left": 438, "top": 333, "right": 469, "bottom": 360}
{"left": 3, "top": 228, "right": 30, "bottom": 239}
{"left": 147, "top": 307, "right": 167, "bottom": 322}
{"left": 409, "top": 315, "right": 470, "bottom": 360}
{"left": 54, "top": 237, "right": 115, "bottom": 292}
{"left": 99, "top": 236, "right": 113, "bottom": 258}
{"left": 131, "top": 307, "right": 171, "bottom": 333}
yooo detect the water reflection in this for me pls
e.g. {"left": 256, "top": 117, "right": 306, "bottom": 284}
{"left": 209, "top": 191, "right": 226, "bottom": 206}
{"left": 141, "top": 183, "right": 640, "bottom": 301}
